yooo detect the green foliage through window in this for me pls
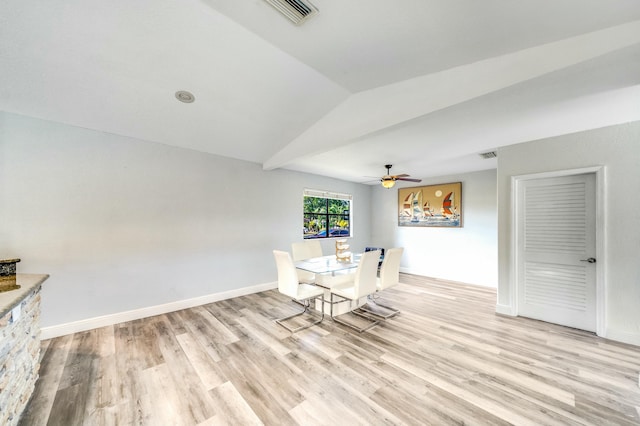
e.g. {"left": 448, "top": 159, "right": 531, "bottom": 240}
{"left": 303, "top": 192, "right": 351, "bottom": 239}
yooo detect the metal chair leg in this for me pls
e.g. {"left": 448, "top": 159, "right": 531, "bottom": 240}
{"left": 357, "top": 294, "right": 400, "bottom": 320}
{"left": 275, "top": 295, "right": 324, "bottom": 333}
{"left": 330, "top": 293, "right": 380, "bottom": 333}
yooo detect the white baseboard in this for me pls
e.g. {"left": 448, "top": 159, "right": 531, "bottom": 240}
{"left": 399, "top": 268, "right": 496, "bottom": 288}
{"left": 495, "top": 303, "right": 515, "bottom": 316}
{"left": 41, "top": 281, "right": 277, "bottom": 340}
{"left": 604, "top": 329, "right": 640, "bottom": 347}
{"left": 491, "top": 308, "right": 639, "bottom": 347}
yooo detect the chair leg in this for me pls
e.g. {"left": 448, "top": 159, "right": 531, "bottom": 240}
{"left": 358, "top": 294, "right": 400, "bottom": 320}
{"left": 330, "top": 293, "right": 380, "bottom": 333}
{"left": 276, "top": 295, "right": 324, "bottom": 333}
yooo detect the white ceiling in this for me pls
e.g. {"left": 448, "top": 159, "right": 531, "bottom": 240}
{"left": 2, "top": 0, "right": 640, "bottom": 184}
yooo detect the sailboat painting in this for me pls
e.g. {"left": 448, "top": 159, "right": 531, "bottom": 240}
{"left": 398, "top": 182, "right": 462, "bottom": 227}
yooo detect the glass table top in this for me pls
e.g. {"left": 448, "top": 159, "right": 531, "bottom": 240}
{"left": 294, "top": 254, "right": 362, "bottom": 274}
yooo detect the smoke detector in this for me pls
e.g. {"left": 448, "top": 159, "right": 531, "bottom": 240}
{"left": 263, "top": 0, "right": 319, "bottom": 25}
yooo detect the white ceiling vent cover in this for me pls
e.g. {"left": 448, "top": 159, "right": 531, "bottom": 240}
{"left": 479, "top": 151, "right": 497, "bottom": 159}
{"left": 263, "top": 0, "right": 319, "bottom": 25}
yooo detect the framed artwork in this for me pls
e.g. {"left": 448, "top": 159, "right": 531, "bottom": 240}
{"left": 398, "top": 182, "right": 462, "bottom": 227}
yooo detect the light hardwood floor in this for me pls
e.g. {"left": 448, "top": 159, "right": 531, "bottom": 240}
{"left": 20, "top": 274, "right": 640, "bottom": 425}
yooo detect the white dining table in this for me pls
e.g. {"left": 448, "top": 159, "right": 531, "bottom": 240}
{"left": 294, "top": 254, "right": 363, "bottom": 314}
{"left": 294, "top": 254, "right": 361, "bottom": 280}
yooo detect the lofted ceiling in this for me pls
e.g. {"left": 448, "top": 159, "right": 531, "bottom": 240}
{"left": 2, "top": 0, "right": 640, "bottom": 184}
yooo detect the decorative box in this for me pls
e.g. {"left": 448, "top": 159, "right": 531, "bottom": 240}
{"left": 0, "top": 258, "right": 21, "bottom": 292}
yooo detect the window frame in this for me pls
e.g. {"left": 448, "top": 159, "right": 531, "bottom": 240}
{"left": 303, "top": 189, "right": 352, "bottom": 239}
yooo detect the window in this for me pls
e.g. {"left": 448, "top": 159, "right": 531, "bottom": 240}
{"left": 303, "top": 189, "right": 352, "bottom": 239}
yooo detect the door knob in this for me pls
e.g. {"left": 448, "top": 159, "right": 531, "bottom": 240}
{"left": 580, "top": 257, "right": 596, "bottom": 263}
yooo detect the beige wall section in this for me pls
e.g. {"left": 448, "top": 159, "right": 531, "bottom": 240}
{"left": 0, "top": 112, "right": 372, "bottom": 330}
{"left": 497, "top": 120, "right": 640, "bottom": 345}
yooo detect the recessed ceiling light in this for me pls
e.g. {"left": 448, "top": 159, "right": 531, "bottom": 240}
{"left": 175, "top": 90, "right": 195, "bottom": 103}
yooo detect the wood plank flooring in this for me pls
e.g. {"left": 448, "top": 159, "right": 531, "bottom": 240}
{"left": 20, "top": 274, "right": 640, "bottom": 425}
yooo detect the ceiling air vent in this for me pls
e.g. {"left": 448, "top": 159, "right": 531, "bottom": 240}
{"left": 479, "top": 151, "right": 497, "bottom": 159}
{"left": 263, "top": 0, "right": 319, "bottom": 25}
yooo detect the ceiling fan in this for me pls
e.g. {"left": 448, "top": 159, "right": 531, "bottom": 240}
{"left": 380, "top": 164, "right": 421, "bottom": 188}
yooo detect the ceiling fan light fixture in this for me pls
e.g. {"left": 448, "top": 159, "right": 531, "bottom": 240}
{"left": 375, "top": 164, "right": 420, "bottom": 188}
{"left": 381, "top": 178, "right": 396, "bottom": 189}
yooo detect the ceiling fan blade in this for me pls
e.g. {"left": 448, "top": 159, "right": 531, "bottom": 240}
{"left": 379, "top": 165, "right": 420, "bottom": 183}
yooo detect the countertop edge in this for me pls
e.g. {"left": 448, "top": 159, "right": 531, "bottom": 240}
{"left": 0, "top": 274, "right": 49, "bottom": 318}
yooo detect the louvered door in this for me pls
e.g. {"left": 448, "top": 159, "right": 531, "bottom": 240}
{"left": 517, "top": 173, "right": 596, "bottom": 331}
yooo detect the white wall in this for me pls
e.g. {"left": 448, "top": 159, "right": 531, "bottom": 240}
{"left": 0, "top": 112, "right": 371, "bottom": 331}
{"left": 497, "top": 121, "right": 640, "bottom": 345}
{"left": 371, "top": 169, "right": 498, "bottom": 287}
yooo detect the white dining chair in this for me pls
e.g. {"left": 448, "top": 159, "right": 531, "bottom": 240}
{"left": 273, "top": 250, "right": 325, "bottom": 333}
{"left": 329, "top": 249, "right": 381, "bottom": 332}
{"left": 361, "top": 247, "right": 404, "bottom": 319}
{"left": 292, "top": 240, "right": 323, "bottom": 260}
{"left": 291, "top": 240, "right": 323, "bottom": 284}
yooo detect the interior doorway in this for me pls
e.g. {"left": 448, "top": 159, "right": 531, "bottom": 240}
{"left": 513, "top": 167, "right": 604, "bottom": 334}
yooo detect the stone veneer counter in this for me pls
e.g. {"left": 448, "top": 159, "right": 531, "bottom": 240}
{"left": 0, "top": 274, "right": 48, "bottom": 426}
{"left": 0, "top": 274, "right": 47, "bottom": 317}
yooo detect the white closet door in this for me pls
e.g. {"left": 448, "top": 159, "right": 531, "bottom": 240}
{"left": 517, "top": 173, "right": 597, "bottom": 332}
